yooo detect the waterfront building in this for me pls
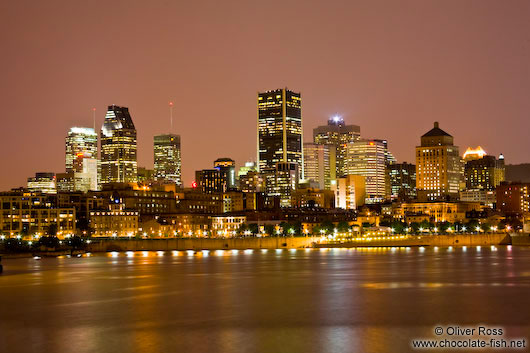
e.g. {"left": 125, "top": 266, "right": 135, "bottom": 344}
{"left": 313, "top": 116, "right": 361, "bottom": 177}
{"left": 464, "top": 151, "right": 505, "bottom": 190}
{"left": 332, "top": 175, "right": 366, "bottom": 210}
{"left": 265, "top": 162, "right": 299, "bottom": 207}
{"left": 303, "top": 142, "right": 336, "bottom": 190}
{"left": 27, "top": 172, "right": 56, "bottom": 194}
{"left": 222, "top": 191, "right": 245, "bottom": 213}
{"left": 291, "top": 188, "right": 335, "bottom": 209}
{"left": 344, "top": 139, "right": 389, "bottom": 203}
{"left": 211, "top": 216, "right": 246, "bottom": 236}
{"left": 100, "top": 105, "right": 137, "bottom": 184}
{"left": 399, "top": 201, "right": 482, "bottom": 223}
{"left": 154, "top": 134, "right": 182, "bottom": 185}
{"left": 214, "top": 158, "right": 236, "bottom": 191}
{"left": 388, "top": 162, "right": 416, "bottom": 201}
{"left": 416, "top": 122, "right": 462, "bottom": 201}
{"left": 0, "top": 192, "right": 75, "bottom": 237}
{"left": 89, "top": 199, "right": 138, "bottom": 237}
{"left": 257, "top": 88, "right": 303, "bottom": 177}
{"left": 65, "top": 127, "right": 98, "bottom": 173}
{"left": 496, "top": 182, "right": 530, "bottom": 216}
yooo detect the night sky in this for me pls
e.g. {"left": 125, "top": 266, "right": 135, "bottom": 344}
{"left": 1, "top": 0, "right": 529, "bottom": 190}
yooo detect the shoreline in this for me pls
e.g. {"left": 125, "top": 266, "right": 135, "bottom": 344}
{"left": 1, "top": 233, "right": 528, "bottom": 259}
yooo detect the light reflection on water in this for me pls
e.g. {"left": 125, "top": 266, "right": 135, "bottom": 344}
{"left": 1, "top": 247, "right": 529, "bottom": 353}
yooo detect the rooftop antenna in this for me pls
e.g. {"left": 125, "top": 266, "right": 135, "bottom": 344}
{"left": 169, "top": 101, "right": 174, "bottom": 132}
{"left": 92, "top": 107, "right": 96, "bottom": 130}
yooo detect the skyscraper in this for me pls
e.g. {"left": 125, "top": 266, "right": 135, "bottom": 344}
{"left": 195, "top": 169, "right": 224, "bottom": 194}
{"left": 257, "top": 88, "right": 303, "bottom": 178}
{"left": 154, "top": 134, "right": 182, "bottom": 185}
{"left": 303, "top": 142, "right": 336, "bottom": 190}
{"left": 345, "top": 139, "right": 389, "bottom": 203}
{"left": 313, "top": 116, "right": 361, "bottom": 177}
{"left": 388, "top": 162, "right": 417, "bottom": 201}
{"left": 100, "top": 105, "right": 137, "bottom": 184}
{"left": 464, "top": 151, "right": 505, "bottom": 191}
{"left": 65, "top": 127, "right": 97, "bottom": 173}
{"left": 27, "top": 172, "right": 56, "bottom": 194}
{"left": 265, "top": 162, "right": 299, "bottom": 207}
{"left": 416, "top": 122, "right": 461, "bottom": 201}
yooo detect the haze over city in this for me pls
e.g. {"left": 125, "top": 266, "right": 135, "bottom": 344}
{"left": 1, "top": 0, "right": 529, "bottom": 189}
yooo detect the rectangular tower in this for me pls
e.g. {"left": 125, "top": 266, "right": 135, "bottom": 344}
{"left": 257, "top": 88, "right": 303, "bottom": 178}
{"left": 154, "top": 134, "right": 182, "bottom": 186}
{"left": 100, "top": 105, "right": 137, "bottom": 184}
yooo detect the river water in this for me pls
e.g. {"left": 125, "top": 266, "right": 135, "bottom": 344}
{"left": 1, "top": 246, "right": 529, "bottom": 353}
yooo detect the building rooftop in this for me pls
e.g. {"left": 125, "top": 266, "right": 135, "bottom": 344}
{"left": 421, "top": 122, "right": 452, "bottom": 137}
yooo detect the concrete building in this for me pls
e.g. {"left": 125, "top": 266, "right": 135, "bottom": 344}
{"left": 65, "top": 127, "right": 98, "bottom": 173}
{"left": 464, "top": 151, "right": 505, "bottom": 191}
{"left": 265, "top": 162, "right": 299, "bottom": 207}
{"left": 303, "top": 142, "right": 336, "bottom": 190}
{"left": 313, "top": 116, "right": 361, "bottom": 177}
{"left": 90, "top": 201, "right": 138, "bottom": 237}
{"left": 496, "top": 182, "right": 529, "bottom": 216}
{"left": 214, "top": 158, "right": 236, "bottom": 191}
{"left": 345, "top": 140, "right": 389, "bottom": 203}
{"left": 291, "top": 188, "right": 335, "bottom": 209}
{"left": 0, "top": 192, "right": 75, "bottom": 237}
{"left": 195, "top": 169, "right": 224, "bottom": 194}
{"left": 416, "top": 122, "right": 462, "bottom": 201}
{"left": 332, "top": 175, "right": 366, "bottom": 210}
{"left": 399, "top": 202, "right": 482, "bottom": 223}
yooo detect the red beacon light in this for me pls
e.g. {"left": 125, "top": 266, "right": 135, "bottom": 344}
{"left": 191, "top": 181, "right": 197, "bottom": 188}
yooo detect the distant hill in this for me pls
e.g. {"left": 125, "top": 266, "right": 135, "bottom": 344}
{"left": 505, "top": 164, "right": 530, "bottom": 183}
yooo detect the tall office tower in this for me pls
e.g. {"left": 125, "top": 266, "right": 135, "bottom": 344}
{"left": 100, "top": 105, "right": 137, "bottom": 184}
{"left": 154, "top": 134, "right": 182, "bottom": 185}
{"left": 27, "top": 172, "right": 56, "bottom": 194}
{"left": 416, "top": 122, "right": 461, "bottom": 201}
{"left": 214, "top": 158, "right": 236, "bottom": 191}
{"left": 239, "top": 171, "right": 265, "bottom": 193}
{"left": 388, "top": 162, "right": 417, "bottom": 201}
{"left": 195, "top": 169, "right": 224, "bottom": 194}
{"left": 65, "top": 127, "right": 98, "bottom": 173}
{"left": 464, "top": 150, "right": 505, "bottom": 190}
{"left": 257, "top": 88, "right": 303, "bottom": 178}
{"left": 303, "top": 142, "right": 336, "bottom": 190}
{"left": 332, "top": 175, "right": 366, "bottom": 209}
{"left": 345, "top": 139, "right": 389, "bottom": 203}
{"left": 265, "top": 162, "right": 299, "bottom": 207}
{"left": 313, "top": 116, "right": 361, "bottom": 178}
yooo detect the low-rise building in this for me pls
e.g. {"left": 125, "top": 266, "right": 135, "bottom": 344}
{"left": 90, "top": 201, "right": 138, "bottom": 237}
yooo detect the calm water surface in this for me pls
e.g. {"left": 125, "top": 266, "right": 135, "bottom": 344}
{"left": 1, "top": 247, "right": 529, "bottom": 353}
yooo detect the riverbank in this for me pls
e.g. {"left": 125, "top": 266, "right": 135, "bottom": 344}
{"left": 0, "top": 233, "right": 520, "bottom": 258}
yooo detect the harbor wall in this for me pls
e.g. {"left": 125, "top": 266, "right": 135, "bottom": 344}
{"left": 86, "top": 233, "right": 511, "bottom": 252}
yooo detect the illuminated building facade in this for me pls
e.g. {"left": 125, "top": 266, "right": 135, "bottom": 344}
{"left": 415, "top": 122, "right": 461, "bottom": 201}
{"left": 258, "top": 88, "right": 303, "bottom": 178}
{"left": 237, "top": 161, "right": 257, "bottom": 177}
{"left": 303, "top": 142, "right": 336, "bottom": 190}
{"left": 496, "top": 182, "right": 530, "bottom": 215}
{"left": 154, "top": 134, "right": 181, "bottom": 185}
{"left": 332, "top": 175, "right": 366, "bottom": 209}
{"left": 195, "top": 169, "right": 224, "bottom": 194}
{"left": 100, "top": 105, "right": 137, "bottom": 184}
{"left": 90, "top": 200, "right": 138, "bottom": 237}
{"left": 0, "top": 192, "right": 75, "bottom": 237}
{"left": 400, "top": 201, "right": 482, "bottom": 223}
{"left": 65, "top": 127, "right": 98, "bottom": 173}
{"left": 265, "top": 162, "right": 299, "bottom": 207}
{"left": 313, "top": 117, "right": 361, "bottom": 177}
{"left": 388, "top": 162, "right": 416, "bottom": 201}
{"left": 464, "top": 154, "right": 505, "bottom": 190}
{"left": 27, "top": 172, "right": 56, "bottom": 194}
{"left": 291, "top": 188, "right": 335, "bottom": 209}
{"left": 345, "top": 140, "right": 389, "bottom": 203}
{"left": 214, "top": 158, "right": 236, "bottom": 191}
{"left": 239, "top": 171, "right": 265, "bottom": 193}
